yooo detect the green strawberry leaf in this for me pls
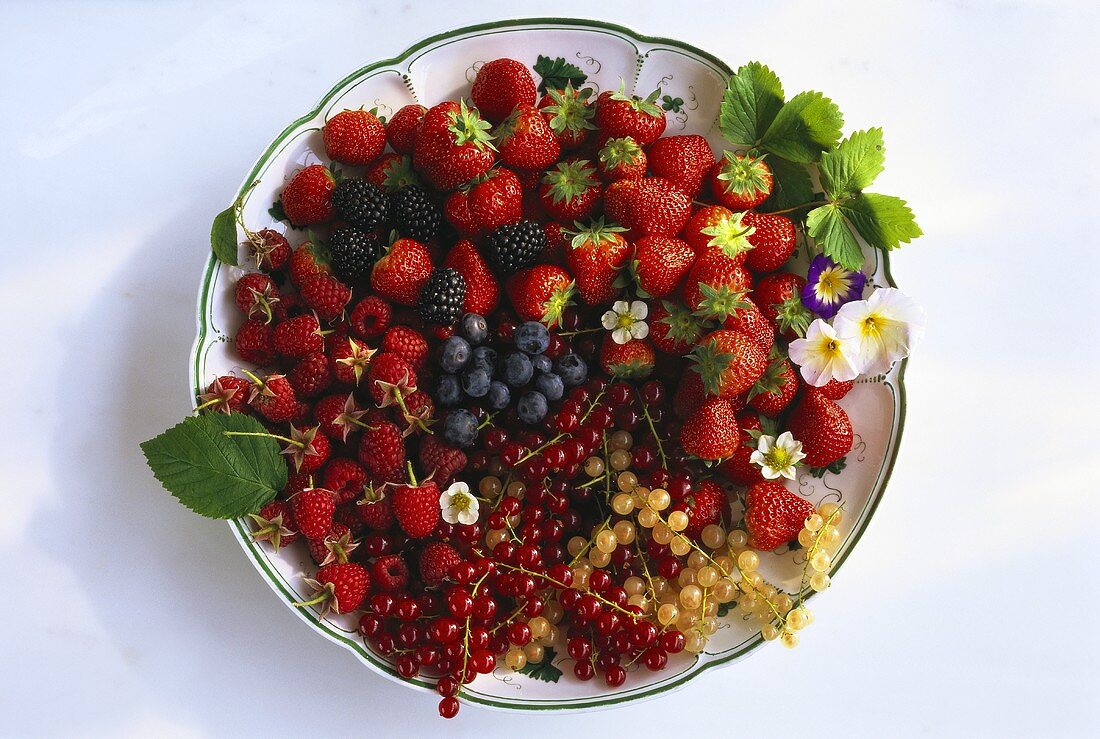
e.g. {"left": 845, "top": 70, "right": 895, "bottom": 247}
{"left": 533, "top": 55, "right": 588, "bottom": 95}
{"left": 806, "top": 203, "right": 864, "bottom": 271}
{"left": 761, "top": 90, "right": 843, "bottom": 163}
{"left": 516, "top": 646, "right": 562, "bottom": 682}
{"left": 819, "top": 128, "right": 886, "bottom": 199}
{"left": 809, "top": 457, "right": 847, "bottom": 477}
{"left": 758, "top": 155, "right": 815, "bottom": 213}
{"left": 719, "top": 62, "right": 785, "bottom": 145}
{"left": 210, "top": 204, "right": 239, "bottom": 266}
{"left": 838, "top": 193, "right": 923, "bottom": 251}
{"left": 141, "top": 413, "right": 288, "bottom": 519}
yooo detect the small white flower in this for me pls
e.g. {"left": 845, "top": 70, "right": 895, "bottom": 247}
{"left": 600, "top": 299, "right": 649, "bottom": 345}
{"left": 788, "top": 319, "right": 861, "bottom": 387}
{"left": 832, "top": 288, "right": 926, "bottom": 376}
{"left": 439, "top": 481, "right": 479, "bottom": 525}
{"left": 750, "top": 431, "right": 807, "bottom": 480}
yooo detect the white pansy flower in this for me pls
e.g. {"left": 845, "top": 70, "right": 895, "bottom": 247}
{"left": 832, "top": 288, "right": 926, "bottom": 376}
{"left": 439, "top": 481, "right": 479, "bottom": 525}
{"left": 787, "top": 318, "right": 861, "bottom": 387}
{"left": 600, "top": 299, "right": 649, "bottom": 345}
{"left": 750, "top": 431, "right": 807, "bottom": 480}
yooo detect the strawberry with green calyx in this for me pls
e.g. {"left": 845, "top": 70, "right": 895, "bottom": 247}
{"left": 627, "top": 177, "right": 692, "bottom": 238}
{"left": 690, "top": 283, "right": 774, "bottom": 352}
{"left": 599, "top": 336, "right": 655, "bottom": 379}
{"left": 754, "top": 272, "right": 812, "bottom": 339}
{"left": 323, "top": 108, "right": 386, "bottom": 166}
{"left": 690, "top": 329, "right": 768, "bottom": 398}
{"left": 629, "top": 235, "right": 695, "bottom": 298}
{"left": 742, "top": 211, "right": 797, "bottom": 273}
{"left": 594, "top": 84, "right": 667, "bottom": 146}
{"left": 288, "top": 238, "right": 333, "bottom": 287}
{"left": 294, "top": 561, "right": 370, "bottom": 616}
{"left": 539, "top": 159, "right": 602, "bottom": 222}
{"left": 679, "top": 397, "right": 740, "bottom": 460}
{"left": 649, "top": 299, "right": 704, "bottom": 355}
{"left": 496, "top": 104, "right": 561, "bottom": 170}
{"left": 537, "top": 82, "right": 596, "bottom": 150}
{"left": 710, "top": 151, "right": 773, "bottom": 210}
{"left": 506, "top": 264, "right": 575, "bottom": 327}
{"left": 565, "top": 218, "right": 630, "bottom": 305}
{"left": 248, "top": 501, "right": 299, "bottom": 552}
{"left": 646, "top": 134, "right": 716, "bottom": 198}
{"left": 370, "top": 234, "right": 433, "bottom": 306}
{"left": 385, "top": 104, "right": 427, "bottom": 154}
{"left": 444, "top": 239, "right": 499, "bottom": 315}
{"left": 747, "top": 350, "right": 799, "bottom": 417}
{"left": 744, "top": 480, "right": 815, "bottom": 551}
{"left": 391, "top": 462, "right": 441, "bottom": 538}
{"left": 413, "top": 100, "right": 497, "bottom": 191}
{"left": 471, "top": 58, "right": 537, "bottom": 123}
{"left": 719, "top": 412, "right": 773, "bottom": 485}
{"left": 684, "top": 205, "right": 750, "bottom": 256}
{"left": 366, "top": 153, "right": 421, "bottom": 192}
{"left": 682, "top": 252, "right": 753, "bottom": 314}
{"left": 278, "top": 164, "right": 337, "bottom": 227}
{"left": 597, "top": 136, "right": 646, "bottom": 181}
{"left": 786, "top": 389, "right": 853, "bottom": 467}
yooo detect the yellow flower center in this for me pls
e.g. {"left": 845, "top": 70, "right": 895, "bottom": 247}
{"left": 763, "top": 447, "right": 792, "bottom": 470}
{"left": 617, "top": 313, "right": 635, "bottom": 329}
{"left": 814, "top": 266, "right": 849, "bottom": 301}
{"left": 451, "top": 493, "right": 471, "bottom": 512}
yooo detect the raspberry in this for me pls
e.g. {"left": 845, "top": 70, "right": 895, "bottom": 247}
{"left": 273, "top": 314, "right": 324, "bottom": 358}
{"left": 234, "top": 272, "right": 280, "bottom": 321}
{"left": 285, "top": 424, "right": 331, "bottom": 474}
{"left": 349, "top": 295, "right": 392, "bottom": 339}
{"left": 283, "top": 470, "right": 313, "bottom": 500}
{"left": 292, "top": 487, "right": 337, "bottom": 540}
{"left": 419, "top": 434, "right": 466, "bottom": 485}
{"left": 367, "top": 352, "right": 417, "bottom": 407}
{"left": 249, "top": 501, "right": 299, "bottom": 551}
{"left": 300, "top": 274, "right": 351, "bottom": 321}
{"left": 328, "top": 336, "right": 376, "bottom": 386}
{"left": 357, "top": 487, "right": 394, "bottom": 530}
{"left": 371, "top": 554, "right": 409, "bottom": 592}
{"left": 235, "top": 318, "right": 275, "bottom": 365}
{"left": 307, "top": 522, "right": 354, "bottom": 566}
{"left": 357, "top": 421, "right": 405, "bottom": 482}
{"left": 309, "top": 562, "right": 369, "bottom": 614}
{"left": 333, "top": 501, "right": 366, "bottom": 534}
{"left": 249, "top": 374, "right": 298, "bottom": 422}
{"left": 322, "top": 458, "right": 368, "bottom": 504}
{"left": 197, "top": 375, "right": 251, "bottom": 414}
{"left": 419, "top": 541, "right": 461, "bottom": 585}
{"left": 248, "top": 228, "right": 291, "bottom": 272}
{"left": 391, "top": 480, "right": 440, "bottom": 538}
{"left": 381, "top": 325, "right": 429, "bottom": 372}
{"left": 287, "top": 352, "right": 333, "bottom": 398}
{"left": 313, "top": 393, "right": 368, "bottom": 442}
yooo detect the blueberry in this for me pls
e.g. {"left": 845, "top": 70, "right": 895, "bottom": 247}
{"left": 486, "top": 380, "right": 511, "bottom": 410}
{"left": 471, "top": 345, "right": 498, "bottom": 372}
{"left": 514, "top": 321, "right": 550, "bottom": 354}
{"left": 502, "top": 351, "right": 534, "bottom": 387}
{"left": 438, "top": 335, "right": 472, "bottom": 373}
{"left": 442, "top": 409, "right": 479, "bottom": 448}
{"left": 553, "top": 353, "right": 588, "bottom": 387}
{"left": 532, "top": 354, "right": 553, "bottom": 374}
{"left": 516, "top": 390, "right": 549, "bottom": 424}
{"left": 461, "top": 366, "right": 491, "bottom": 397}
{"left": 435, "top": 373, "right": 462, "bottom": 406}
{"left": 459, "top": 313, "right": 489, "bottom": 345}
{"left": 534, "top": 372, "right": 565, "bottom": 401}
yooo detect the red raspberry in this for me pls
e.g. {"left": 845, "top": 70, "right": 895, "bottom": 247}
{"left": 271, "top": 291, "right": 302, "bottom": 324}
{"left": 329, "top": 336, "right": 376, "bottom": 386}
{"left": 391, "top": 479, "right": 441, "bottom": 538}
{"left": 386, "top": 104, "right": 427, "bottom": 154}
{"left": 313, "top": 393, "right": 368, "bottom": 442}
{"left": 371, "top": 554, "right": 409, "bottom": 592}
{"left": 401, "top": 390, "right": 435, "bottom": 435}
{"left": 273, "top": 314, "right": 325, "bottom": 358}
{"left": 419, "top": 542, "right": 462, "bottom": 585}
{"left": 249, "top": 501, "right": 300, "bottom": 551}
{"left": 283, "top": 470, "right": 313, "bottom": 499}
{"left": 357, "top": 421, "right": 405, "bottom": 482}
{"left": 419, "top": 434, "right": 466, "bottom": 485}
{"left": 334, "top": 501, "right": 366, "bottom": 534}
{"left": 284, "top": 424, "right": 330, "bottom": 474}
{"left": 234, "top": 272, "right": 280, "bottom": 321}
{"left": 357, "top": 487, "right": 394, "bottom": 530}
{"left": 367, "top": 352, "right": 417, "bottom": 407}
{"left": 197, "top": 375, "right": 251, "bottom": 414}
{"left": 249, "top": 374, "right": 298, "bottom": 422}
{"left": 323, "top": 109, "right": 386, "bottom": 166}
{"left": 381, "top": 325, "right": 429, "bottom": 372}
{"left": 309, "top": 562, "right": 370, "bottom": 614}
{"left": 292, "top": 487, "right": 337, "bottom": 540}
{"left": 248, "top": 228, "right": 291, "bottom": 272}
{"left": 287, "top": 352, "right": 333, "bottom": 398}
{"left": 307, "top": 523, "right": 359, "bottom": 567}
{"left": 235, "top": 318, "right": 275, "bottom": 365}
{"left": 349, "top": 295, "right": 392, "bottom": 339}
{"left": 323, "top": 457, "right": 368, "bottom": 504}
{"left": 300, "top": 274, "right": 351, "bottom": 321}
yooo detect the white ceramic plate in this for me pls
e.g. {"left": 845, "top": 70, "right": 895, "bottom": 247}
{"left": 190, "top": 18, "right": 907, "bottom": 712}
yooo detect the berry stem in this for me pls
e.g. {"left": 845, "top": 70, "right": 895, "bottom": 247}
{"left": 795, "top": 503, "right": 844, "bottom": 609}
{"left": 640, "top": 404, "right": 668, "bottom": 470}
{"left": 224, "top": 431, "right": 304, "bottom": 448}
{"left": 406, "top": 461, "right": 418, "bottom": 487}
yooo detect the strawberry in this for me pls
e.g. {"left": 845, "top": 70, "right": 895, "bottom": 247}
{"left": 630, "top": 236, "right": 695, "bottom": 298}
{"left": 597, "top": 136, "right": 646, "bottom": 181}
{"left": 818, "top": 378, "right": 855, "bottom": 400}
{"left": 280, "top": 164, "right": 336, "bottom": 226}
{"left": 539, "top": 159, "right": 601, "bottom": 222}
{"left": 234, "top": 273, "right": 280, "bottom": 322}
{"left": 444, "top": 239, "right": 499, "bottom": 315}
{"left": 419, "top": 434, "right": 467, "bottom": 485}
{"left": 742, "top": 211, "right": 797, "bottom": 273}
{"left": 357, "top": 420, "right": 406, "bottom": 482}
{"left": 747, "top": 353, "right": 798, "bottom": 417}
{"left": 413, "top": 101, "right": 497, "bottom": 191}
{"left": 719, "top": 298, "right": 775, "bottom": 354}
{"left": 690, "top": 329, "right": 768, "bottom": 398}
{"left": 300, "top": 273, "right": 351, "bottom": 321}
{"left": 468, "top": 168, "right": 523, "bottom": 231}
{"left": 786, "top": 390, "right": 854, "bottom": 468}
{"left": 292, "top": 487, "right": 337, "bottom": 540}
{"left": 197, "top": 375, "right": 251, "bottom": 414}
{"left": 392, "top": 477, "right": 441, "bottom": 538}
{"left": 744, "top": 480, "right": 814, "bottom": 551}
{"left": 288, "top": 239, "right": 333, "bottom": 287}
{"left": 236, "top": 316, "right": 277, "bottom": 365}
{"left": 349, "top": 295, "right": 392, "bottom": 339}
{"left": 683, "top": 206, "right": 755, "bottom": 262}
{"left": 594, "top": 87, "right": 666, "bottom": 146}
{"left": 249, "top": 373, "right": 298, "bottom": 422}
{"left": 329, "top": 336, "right": 376, "bottom": 385}
{"left": 538, "top": 83, "right": 596, "bottom": 150}
{"left": 444, "top": 189, "right": 480, "bottom": 236}
{"left": 313, "top": 393, "right": 369, "bottom": 442}
{"left": 505, "top": 264, "right": 575, "bottom": 327}
{"left": 303, "top": 562, "right": 369, "bottom": 615}
{"left": 496, "top": 104, "right": 561, "bottom": 170}
{"left": 648, "top": 300, "right": 704, "bottom": 355}
{"left": 718, "top": 412, "right": 768, "bottom": 486}
{"left": 565, "top": 219, "right": 630, "bottom": 304}
{"left": 673, "top": 369, "right": 707, "bottom": 420}
{"left": 753, "top": 272, "right": 812, "bottom": 339}
{"left": 281, "top": 424, "right": 330, "bottom": 473}
{"left": 627, "top": 177, "right": 691, "bottom": 238}
{"left": 366, "top": 152, "right": 421, "bottom": 191}
{"left": 322, "top": 458, "right": 368, "bottom": 505}
{"left": 247, "top": 228, "right": 291, "bottom": 272}
{"left": 676, "top": 480, "right": 728, "bottom": 540}
{"left": 307, "top": 522, "right": 358, "bottom": 567}
{"left": 323, "top": 108, "right": 385, "bottom": 166}
{"left": 471, "top": 58, "right": 537, "bottom": 123}
{"left": 371, "top": 553, "right": 409, "bottom": 591}
{"left": 679, "top": 397, "right": 739, "bottom": 460}
{"left": 599, "top": 336, "right": 655, "bottom": 379}
{"left": 710, "top": 151, "right": 773, "bottom": 210}
{"left": 386, "top": 104, "right": 427, "bottom": 154}
{"left": 370, "top": 236, "right": 433, "bottom": 306}
{"left": 682, "top": 254, "right": 753, "bottom": 316}
{"left": 382, "top": 325, "right": 429, "bottom": 373}
{"left": 645, "top": 134, "right": 715, "bottom": 198}
{"left": 274, "top": 314, "right": 325, "bottom": 358}
{"left": 603, "top": 178, "right": 638, "bottom": 225}
{"left": 420, "top": 541, "right": 462, "bottom": 585}
{"left": 249, "top": 501, "right": 299, "bottom": 551}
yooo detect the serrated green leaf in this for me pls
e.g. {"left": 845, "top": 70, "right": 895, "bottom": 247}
{"left": 819, "top": 128, "right": 885, "bottom": 199}
{"left": 141, "top": 414, "right": 287, "bottom": 519}
{"left": 719, "top": 62, "right": 785, "bottom": 145}
{"left": 516, "top": 646, "right": 562, "bottom": 682}
{"left": 758, "top": 155, "right": 815, "bottom": 212}
{"left": 806, "top": 204, "right": 863, "bottom": 271}
{"left": 839, "top": 193, "right": 923, "bottom": 251}
{"left": 210, "top": 205, "right": 239, "bottom": 266}
{"left": 533, "top": 55, "right": 588, "bottom": 95}
{"left": 761, "top": 91, "right": 843, "bottom": 163}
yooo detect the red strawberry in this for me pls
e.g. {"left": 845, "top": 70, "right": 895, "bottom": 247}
{"left": 496, "top": 104, "right": 561, "bottom": 170}
{"left": 281, "top": 424, "right": 330, "bottom": 473}
{"left": 676, "top": 480, "right": 728, "bottom": 540}
{"left": 646, "top": 134, "right": 715, "bottom": 198}
{"left": 744, "top": 480, "right": 814, "bottom": 551}
{"left": 818, "top": 378, "right": 855, "bottom": 400}
{"left": 292, "top": 487, "right": 337, "bottom": 540}
{"left": 648, "top": 300, "right": 704, "bottom": 355}
{"left": 307, "top": 523, "right": 358, "bottom": 567}
{"left": 247, "top": 228, "right": 291, "bottom": 272}
{"left": 594, "top": 87, "right": 666, "bottom": 146}
{"left": 599, "top": 336, "right": 655, "bottom": 380}
{"left": 565, "top": 219, "right": 630, "bottom": 304}
{"left": 603, "top": 178, "right": 638, "bottom": 225}
{"left": 710, "top": 151, "right": 773, "bottom": 210}
{"left": 234, "top": 273, "right": 280, "bottom": 322}
{"left": 690, "top": 329, "right": 768, "bottom": 398}
{"left": 370, "top": 236, "right": 433, "bottom": 306}
{"left": 444, "top": 239, "right": 499, "bottom": 315}
{"left": 273, "top": 314, "right": 324, "bottom": 358}
{"left": 365, "top": 152, "right": 421, "bottom": 191}
{"left": 249, "top": 373, "right": 298, "bottom": 422}
{"left": 322, "top": 458, "right": 368, "bottom": 505}
{"left": 386, "top": 104, "right": 427, "bottom": 154}
{"left": 382, "top": 325, "right": 428, "bottom": 372}
{"left": 786, "top": 390, "right": 854, "bottom": 468}
{"left": 391, "top": 477, "right": 441, "bottom": 538}
{"left": 683, "top": 206, "right": 755, "bottom": 263}
{"left": 747, "top": 353, "right": 798, "bottom": 417}
{"left": 420, "top": 541, "right": 462, "bottom": 586}
{"left": 235, "top": 318, "right": 275, "bottom": 365}
{"left": 444, "top": 189, "right": 480, "bottom": 236}
{"left": 357, "top": 420, "right": 406, "bottom": 482}
{"left": 682, "top": 254, "right": 753, "bottom": 316}
{"left": 323, "top": 109, "right": 385, "bottom": 166}
{"left": 597, "top": 136, "right": 646, "bottom": 181}
{"left": 673, "top": 369, "right": 708, "bottom": 420}
{"left": 419, "top": 434, "right": 467, "bottom": 485}
{"left": 630, "top": 235, "right": 695, "bottom": 298}
{"left": 371, "top": 553, "right": 409, "bottom": 591}
{"left": 197, "top": 375, "right": 251, "bottom": 414}
{"left": 413, "top": 101, "right": 497, "bottom": 191}
{"left": 280, "top": 164, "right": 336, "bottom": 226}
{"left": 329, "top": 336, "right": 376, "bottom": 385}
{"left": 349, "top": 295, "right": 392, "bottom": 339}
{"left": 742, "top": 211, "right": 797, "bottom": 273}
{"left": 539, "top": 159, "right": 601, "bottom": 222}
{"left": 538, "top": 83, "right": 596, "bottom": 150}
{"left": 304, "top": 562, "right": 369, "bottom": 615}
{"left": 468, "top": 168, "right": 523, "bottom": 231}
{"left": 505, "top": 264, "right": 575, "bottom": 327}
{"left": 628, "top": 177, "right": 691, "bottom": 238}
{"left": 718, "top": 412, "right": 768, "bottom": 486}
{"left": 719, "top": 298, "right": 775, "bottom": 354}
{"left": 288, "top": 239, "right": 333, "bottom": 287}
{"left": 249, "top": 501, "right": 299, "bottom": 551}
{"left": 679, "top": 397, "right": 739, "bottom": 460}
{"left": 753, "top": 272, "right": 811, "bottom": 339}
{"left": 471, "top": 58, "right": 537, "bottom": 123}
{"left": 313, "top": 393, "right": 369, "bottom": 443}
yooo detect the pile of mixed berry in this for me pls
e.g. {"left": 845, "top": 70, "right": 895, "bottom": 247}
{"left": 166, "top": 55, "right": 924, "bottom": 718}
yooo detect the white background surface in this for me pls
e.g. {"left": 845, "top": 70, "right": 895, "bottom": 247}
{"left": 2, "top": 1, "right": 1098, "bottom": 736}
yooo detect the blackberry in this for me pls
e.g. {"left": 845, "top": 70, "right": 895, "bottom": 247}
{"left": 328, "top": 227, "right": 384, "bottom": 281}
{"left": 390, "top": 185, "right": 441, "bottom": 241}
{"left": 482, "top": 221, "right": 546, "bottom": 275}
{"left": 332, "top": 179, "right": 389, "bottom": 230}
{"left": 417, "top": 267, "right": 466, "bottom": 324}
